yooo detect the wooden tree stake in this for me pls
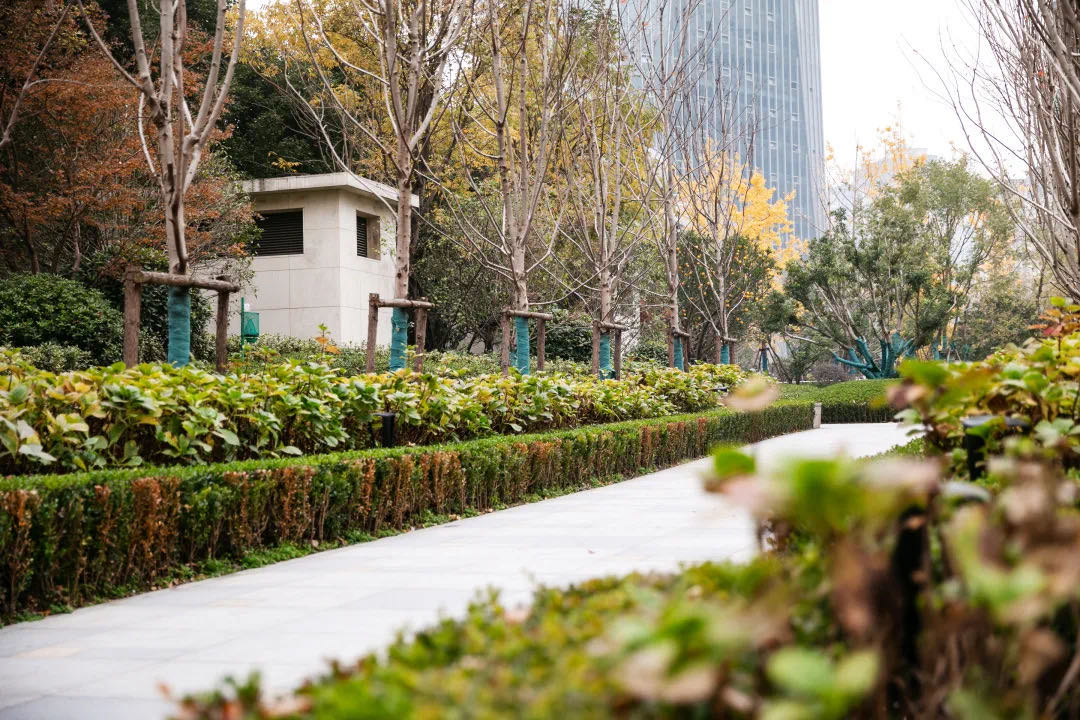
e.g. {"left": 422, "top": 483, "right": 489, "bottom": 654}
{"left": 215, "top": 275, "right": 231, "bottom": 372}
{"left": 413, "top": 299, "right": 428, "bottom": 372}
{"left": 123, "top": 267, "right": 141, "bottom": 367}
{"left": 366, "top": 293, "right": 380, "bottom": 373}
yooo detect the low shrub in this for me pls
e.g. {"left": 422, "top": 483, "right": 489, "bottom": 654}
{"left": 0, "top": 402, "right": 812, "bottom": 619}
{"left": 894, "top": 299, "right": 1080, "bottom": 479}
{"left": 1, "top": 344, "right": 94, "bottom": 373}
{"left": 0, "top": 273, "right": 124, "bottom": 362}
{"left": 0, "top": 351, "right": 744, "bottom": 475}
{"left": 778, "top": 379, "right": 896, "bottom": 423}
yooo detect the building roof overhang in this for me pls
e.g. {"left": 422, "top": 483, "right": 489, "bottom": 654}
{"left": 242, "top": 172, "right": 419, "bottom": 209}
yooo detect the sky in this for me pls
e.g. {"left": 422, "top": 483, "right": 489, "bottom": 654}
{"left": 819, "top": 0, "right": 982, "bottom": 167}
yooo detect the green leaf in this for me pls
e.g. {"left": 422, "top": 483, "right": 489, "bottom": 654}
{"left": 767, "top": 646, "right": 834, "bottom": 698}
{"left": 712, "top": 446, "right": 756, "bottom": 481}
{"left": 281, "top": 445, "right": 302, "bottom": 456}
{"left": 18, "top": 444, "right": 56, "bottom": 464}
{"left": 215, "top": 428, "right": 241, "bottom": 446}
{"left": 833, "top": 650, "right": 879, "bottom": 698}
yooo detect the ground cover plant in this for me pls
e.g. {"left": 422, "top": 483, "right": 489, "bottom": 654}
{"left": 175, "top": 307, "right": 1080, "bottom": 719}
{"left": 0, "top": 350, "right": 744, "bottom": 475}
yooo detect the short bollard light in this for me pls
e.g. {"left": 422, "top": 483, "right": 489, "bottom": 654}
{"left": 375, "top": 411, "right": 397, "bottom": 447}
{"left": 961, "top": 414, "right": 1031, "bottom": 480}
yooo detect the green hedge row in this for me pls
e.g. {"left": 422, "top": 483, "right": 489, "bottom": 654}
{"left": 0, "top": 402, "right": 813, "bottom": 619}
{"left": 778, "top": 379, "right": 896, "bottom": 423}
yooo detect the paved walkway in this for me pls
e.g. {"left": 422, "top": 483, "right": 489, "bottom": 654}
{"left": 0, "top": 423, "right": 913, "bottom": 719}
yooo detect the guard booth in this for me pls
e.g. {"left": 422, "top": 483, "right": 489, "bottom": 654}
{"left": 235, "top": 173, "right": 417, "bottom": 347}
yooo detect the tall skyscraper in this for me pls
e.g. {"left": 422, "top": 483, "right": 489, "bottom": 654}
{"left": 631, "top": 0, "right": 827, "bottom": 243}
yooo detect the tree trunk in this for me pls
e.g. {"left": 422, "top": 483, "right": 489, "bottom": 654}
{"left": 511, "top": 244, "right": 531, "bottom": 374}
{"left": 165, "top": 194, "right": 192, "bottom": 367}
{"left": 390, "top": 148, "right": 412, "bottom": 371}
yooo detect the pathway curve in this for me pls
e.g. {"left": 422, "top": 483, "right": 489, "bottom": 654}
{"left": 0, "top": 423, "right": 913, "bottom": 719}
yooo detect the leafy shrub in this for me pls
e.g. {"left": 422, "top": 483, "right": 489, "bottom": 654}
{"left": 893, "top": 299, "right": 1080, "bottom": 479}
{"left": 0, "top": 350, "right": 746, "bottom": 474}
{"left": 627, "top": 336, "right": 670, "bottom": 364}
{"left": 1, "top": 344, "right": 93, "bottom": 372}
{"left": 540, "top": 310, "right": 594, "bottom": 362}
{"left": 778, "top": 379, "right": 896, "bottom": 423}
{"left": 0, "top": 402, "right": 812, "bottom": 618}
{"left": 809, "top": 360, "right": 852, "bottom": 385}
{"left": 0, "top": 273, "right": 124, "bottom": 361}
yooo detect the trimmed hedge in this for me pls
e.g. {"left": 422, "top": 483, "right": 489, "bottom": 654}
{"left": 0, "top": 402, "right": 812, "bottom": 619}
{"left": 778, "top": 379, "right": 896, "bottom": 423}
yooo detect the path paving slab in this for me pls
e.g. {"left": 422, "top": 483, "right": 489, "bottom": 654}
{"left": 0, "top": 423, "right": 913, "bottom": 718}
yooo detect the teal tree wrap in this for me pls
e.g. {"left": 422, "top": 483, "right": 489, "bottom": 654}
{"left": 389, "top": 307, "right": 408, "bottom": 371}
{"left": 599, "top": 333, "right": 613, "bottom": 379}
{"left": 167, "top": 286, "right": 191, "bottom": 367}
{"left": 514, "top": 315, "right": 530, "bottom": 374}
{"left": 673, "top": 337, "right": 685, "bottom": 371}
{"left": 720, "top": 344, "right": 730, "bottom": 364}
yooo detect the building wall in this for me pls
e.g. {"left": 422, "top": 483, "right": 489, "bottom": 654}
{"left": 721, "top": 0, "right": 825, "bottom": 243}
{"left": 632, "top": 0, "right": 826, "bottom": 244}
{"left": 234, "top": 189, "right": 398, "bottom": 346}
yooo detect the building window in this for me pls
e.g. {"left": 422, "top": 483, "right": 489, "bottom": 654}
{"left": 769, "top": 140, "right": 777, "bottom": 150}
{"left": 793, "top": 143, "right": 800, "bottom": 152}
{"left": 768, "top": 76, "right": 776, "bottom": 87}
{"left": 768, "top": 108, "right": 777, "bottom": 119}
{"left": 767, "top": 10, "right": 774, "bottom": 20}
{"left": 791, "top": 80, "right": 799, "bottom": 90}
{"left": 357, "top": 214, "right": 371, "bottom": 258}
{"left": 745, "top": 38, "right": 752, "bottom": 49}
{"left": 744, "top": 3, "right": 751, "bottom": 15}
{"left": 791, "top": 112, "right": 800, "bottom": 122}
{"left": 768, "top": 44, "right": 775, "bottom": 54}
{"left": 254, "top": 210, "right": 303, "bottom": 256}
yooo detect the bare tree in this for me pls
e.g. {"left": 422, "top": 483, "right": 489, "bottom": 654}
{"left": 557, "top": 9, "right": 657, "bottom": 375}
{"left": 617, "top": 0, "right": 721, "bottom": 368}
{"left": 933, "top": 0, "right": 1080, "bottom": 299}
{"left": 436, "top": 0, "right": 582, "bottom": 370}
{"left": 78, "top": 0, "right": 246, "bottom": 365}
{"left": 278, "top": 0, "right": 466, "bottom": 368}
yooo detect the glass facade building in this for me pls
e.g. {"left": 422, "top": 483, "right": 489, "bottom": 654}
{"left": 632, "top": 0, "right": 826, "bottom": 242}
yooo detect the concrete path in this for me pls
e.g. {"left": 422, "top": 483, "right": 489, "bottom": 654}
{"left": 0, "top": 423, "right": 913, "bottom": 719}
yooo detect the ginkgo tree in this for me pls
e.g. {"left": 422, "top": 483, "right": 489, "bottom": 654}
{"left": 679, "top": 139, "right": 794, "bottom": 364}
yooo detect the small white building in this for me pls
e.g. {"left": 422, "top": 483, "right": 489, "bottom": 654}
{"left": 237, "top": 173, "right": 417, "bottom": 346}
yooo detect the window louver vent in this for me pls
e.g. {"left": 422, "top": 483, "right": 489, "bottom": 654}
{"left": 356, "top": 215, "right": 369, "bottom": 258}
{"left": 255, "top": 210, "right": 303, "bottom": 256}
